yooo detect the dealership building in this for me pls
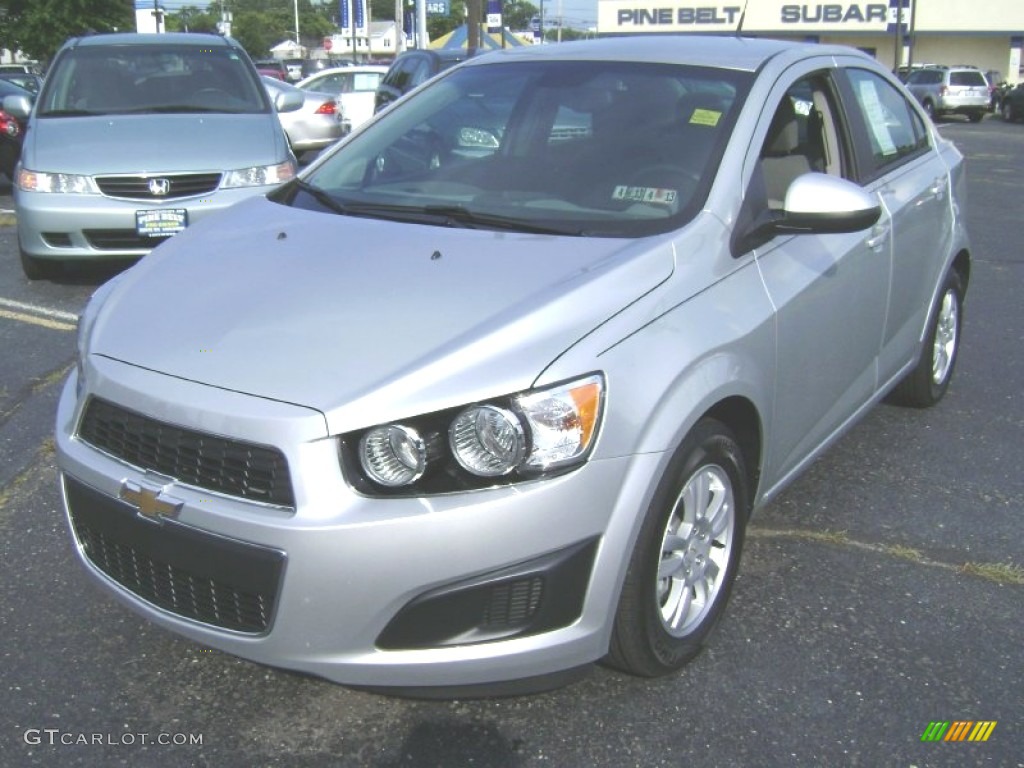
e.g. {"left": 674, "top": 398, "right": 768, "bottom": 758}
{"left": 597, "top": 0, "right": 1024, "bottom": 83}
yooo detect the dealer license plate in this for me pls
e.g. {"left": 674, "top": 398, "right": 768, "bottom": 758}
{"left": 136, "top": 209, "right": 188, "bottom": 238}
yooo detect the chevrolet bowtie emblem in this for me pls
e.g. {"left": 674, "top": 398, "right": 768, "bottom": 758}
{"left": 119, "top": 481, "right": 182, "bottom": 520}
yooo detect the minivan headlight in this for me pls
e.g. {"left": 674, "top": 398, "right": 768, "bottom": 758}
{"left": 17, "top": 169, "right": 99, "bottom": 194}
{"left": 342, "top": 374, "right": 605, "bottom": 495}
{"left": 222, "top": 161, "right": 296, "bottom": 188}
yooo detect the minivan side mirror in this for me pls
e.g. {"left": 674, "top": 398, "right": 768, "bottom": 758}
{"left": 274, "top": 89, "right": 304, "bottom": 113}
{"left": 2, "top": 93, "right": 33, "bottom": 120}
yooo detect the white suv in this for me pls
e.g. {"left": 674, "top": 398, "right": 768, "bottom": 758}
{"left": 905, "top": 66, "right": 990, "bottom": 122}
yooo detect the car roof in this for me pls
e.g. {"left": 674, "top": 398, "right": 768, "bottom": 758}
{"left": 461, "top": 35, "right": 866, "bottom": 73}
{"left": 61, "top": 32, "right": 241, "bottom": 50}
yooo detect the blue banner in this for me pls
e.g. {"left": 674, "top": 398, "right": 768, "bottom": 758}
{"left": 339, "top": 0, "right": 349, "bottom": 31}
{"left": 486, "top": 0, "right": 503, "bottom": 33}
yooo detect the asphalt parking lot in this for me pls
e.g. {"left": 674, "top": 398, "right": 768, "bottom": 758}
{"left": 0, "top": 116, "right": 1021, "bottom": 768}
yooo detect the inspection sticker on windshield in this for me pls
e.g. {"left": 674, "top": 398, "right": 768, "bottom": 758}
{"left": 613, "top": 186, "right": 678, "bottom": 204}
{"left": 136, "top": 209, "right": 188, "bottom": 238}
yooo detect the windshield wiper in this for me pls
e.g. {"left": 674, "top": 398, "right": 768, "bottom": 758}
{"left": 39, "top": 109, "right": 98, "bottom": 117}
{"left": 422, "top": 204, "right": 583, "bottom": 236}
{"left": 293, "top": 183, "right": 582, "bottom": 235}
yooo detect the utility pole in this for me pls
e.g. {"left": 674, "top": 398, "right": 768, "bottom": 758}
{"left": 152, "top": 0, "right": 164, "bottom": 33}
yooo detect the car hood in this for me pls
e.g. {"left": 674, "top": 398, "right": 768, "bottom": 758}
{"left": 23, "top": 113, "right": 285, "bottom": 173}
{"left": 90, "top": 197, "right": 674, "bottom": 433}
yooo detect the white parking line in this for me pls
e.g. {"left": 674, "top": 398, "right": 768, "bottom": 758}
{"left": 0, "top": 298, "right": 79, "bottom": 331}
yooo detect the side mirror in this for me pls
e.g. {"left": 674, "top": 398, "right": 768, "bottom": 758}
{"left": 776, "top": 173, "right": 882, "bottom": 234}
{"left": 734, "top": 173, "right": 882, "bottom": 254}
{"left": 274, "top": 89, "right": 304, "bottom": 114}
{"left": 2, "top": 93, "right": 33, "bottom": 120}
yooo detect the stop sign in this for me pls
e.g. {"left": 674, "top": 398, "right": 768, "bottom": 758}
{"left": 323, "top": 37, "right": 333, "bottom": 52}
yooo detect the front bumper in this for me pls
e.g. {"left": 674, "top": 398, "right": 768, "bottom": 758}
{"left": 16, "top": 185, "right": 277, "bottom": 261}
{"left": 56, "top": 357, "right": 661, "bottom": 689}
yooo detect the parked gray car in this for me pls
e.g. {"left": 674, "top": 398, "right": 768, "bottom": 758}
{"left": 5, "top": 32, "right": 302, "bottom": 280}
{"left": 262, "top": 76, "right": 343, "bottom": 157}
{"left": 57, "top": 35, "right": 969, "bottom": 695}
{"left": 904, "top": 65, "right": 990, "bottom": 121}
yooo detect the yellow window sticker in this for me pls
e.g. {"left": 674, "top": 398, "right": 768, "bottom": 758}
{"left": 689, "top": 108, "right": 721, "bottom": 127}
{"left": 613, "top": 186, "right": 678, "bottom": 204}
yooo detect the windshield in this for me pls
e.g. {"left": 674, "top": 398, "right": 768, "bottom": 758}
{"left": 293, "top": 60, "right": 750, "bottom": 237}
{"left": 38, "top": 44, "right": 270, "bottom": 117}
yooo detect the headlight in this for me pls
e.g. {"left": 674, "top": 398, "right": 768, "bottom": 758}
{"left": 221, "top": 161, "right": 296, "bottom": 188}
{"left": 359, "top": 425, "right": 427, "bottom": 487}
{"left": 344, "top": 373, "right": 605, "bottom": 494}
{"left": 450, "top": 405, "right": 525, "bottom": 476}
{"left": 17, "top": 169, "right": 99, "bottom": 194}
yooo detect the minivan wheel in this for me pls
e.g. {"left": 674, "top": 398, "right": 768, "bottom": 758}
{"left": 967, "top": 110, "right": 984, "bottom": 123}
{"left": 607, "top": 418, "right": 748, "bottom": 677}
{"left": 888, "top": 269, "right": 964, "bottom": 408}
{"left": 1002, "top": 101, "right": 1016, "bottom": 122}
{"left": 923, "top": 100, "right": 935, "bottom": 119}
{"left": 20, "top": 248, "right": 61, "bottom": 281}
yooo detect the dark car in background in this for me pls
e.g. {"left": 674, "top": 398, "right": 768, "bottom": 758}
{"left": 1000, "top": 82, "right": 1024, "bottom": 122}
{"left": 373, "top": 49, "right": 474, "bottom": 113}
{"left": 0, "top": 72, "right": 44, "bottom": 96}
{"left": 0, "top": 78, "right": 34, "bottom": 180}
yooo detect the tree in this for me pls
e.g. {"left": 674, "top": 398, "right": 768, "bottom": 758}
{"left": 0, "top": 0, "right": 134, "bottom": 62}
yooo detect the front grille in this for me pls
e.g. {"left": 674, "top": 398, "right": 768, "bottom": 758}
{"left": 79, "top": 397, "right": 295, "bottom": 508}
{"left": 95, "top": 173, "right": 221, "bottom": 201}
{"left": 65, "top": 475, "right": 285, "bottom": 633}
{"left": 84, "top": 230, "right": 171, "bottom": 251}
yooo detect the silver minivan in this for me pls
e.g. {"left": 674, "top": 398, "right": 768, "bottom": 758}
{"left": 4, "top": 32, "right": 303, "bottom": 279}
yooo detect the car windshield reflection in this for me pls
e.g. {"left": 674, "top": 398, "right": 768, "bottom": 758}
{"left": 299, "top": 61, "right": 750, "bottom": 238}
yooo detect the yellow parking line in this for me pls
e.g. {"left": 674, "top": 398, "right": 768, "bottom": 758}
{"left": 0, "top": 308, "right": 77, "bottom": 332}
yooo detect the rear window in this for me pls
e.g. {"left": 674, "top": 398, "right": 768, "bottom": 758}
{"left": 949, "top": 71, "right": 987, "bottom": 87}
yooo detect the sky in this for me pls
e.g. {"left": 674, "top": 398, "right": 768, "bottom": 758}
{"left": 145, "top": 0, "right": 599, "bottom": 29}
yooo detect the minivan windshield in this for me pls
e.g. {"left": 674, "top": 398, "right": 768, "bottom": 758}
{"left": 37, "top": 44, "right": 270, "bottom": 117}
{"left": 293, "top": 60, "right": 750, "bottom": 237}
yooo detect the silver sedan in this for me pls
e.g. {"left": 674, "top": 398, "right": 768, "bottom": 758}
{"left": 59, "top": 35, "right": 970, "bottom": 695}
{"left": 263, "top": 75, "right": 343, "bottom": 156}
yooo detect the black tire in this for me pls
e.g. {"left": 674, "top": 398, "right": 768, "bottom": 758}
{"left": 1002, "top": 101, "right": 1016, "bottom": 123}
{"left": 923, "top": 100, "right": 935, "bottom": 120}
{"left": 20, "top": 248, "right": 61, "bottom": 281}
{"left": 967, "top": 110, "right": 984, "bottom": 123}
{"left": 888, "top": 269, "right": 964, "bottom": 408}
{"left": 607, "top": 418, "right": 749, "bottom": 677}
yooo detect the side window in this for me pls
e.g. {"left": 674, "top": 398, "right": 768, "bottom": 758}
{"left": 758, "top": 73, "right": 847, "bottom": 208}
{"left": 844, "top": 68, "right": 929, "bottom": 177}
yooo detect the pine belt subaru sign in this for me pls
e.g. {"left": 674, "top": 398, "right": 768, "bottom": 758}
{"left": 598, "top": 2, "right": 897, "bottom": 34}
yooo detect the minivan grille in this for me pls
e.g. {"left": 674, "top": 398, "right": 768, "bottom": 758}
{"left": 78, "top": 397, "right": 295, "bottom": 508}
{"left": 95, "top": 173, "right": 221, "bottom": 200}
{"left": 65, "top": 475, "right": 284, "bottom": 634}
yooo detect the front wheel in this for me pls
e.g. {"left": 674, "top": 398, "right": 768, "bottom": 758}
{"left": 1002, "top": 101, "right": 1017, "bottom": 122}
{"left": 888, "top": 269, "right": 964, "bottom": 408}
{"left": 606, "top": 418, "right": 749, "bottom": 677}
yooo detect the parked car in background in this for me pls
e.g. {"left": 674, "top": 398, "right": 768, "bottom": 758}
{"left": 7, "top": 32, "right": 302, "bottom": 279}
{"left": 58, "top": 35, "right": 970, "bottom": 694}
{"left": 1000, "top": 82, "right": 1024, "bottom": 122}
{"left": 0, "top": 78, "right": 33, "bottom": 179}
{"left": 0, "top": 71, "right": 43, "bottom": 96}
{"left": 0, "top": 62, "right": 43, "bottom": 75}
{"left": 282, "top": 58, "right": 305, "bottom": 82}
{"left": 263, "top": 75, "right": 343, "bottom": 156}
{"left": 255, "top": 58, "right": 288, "bottom": 81}
{"left": 374, "top": 49, "right": 474, "bottom": 113}
{"left": 905, "top": 65, "right": 990, "bottom": 121}
{"left": 296, "top": 65, "right": 387, "bottom": 133}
